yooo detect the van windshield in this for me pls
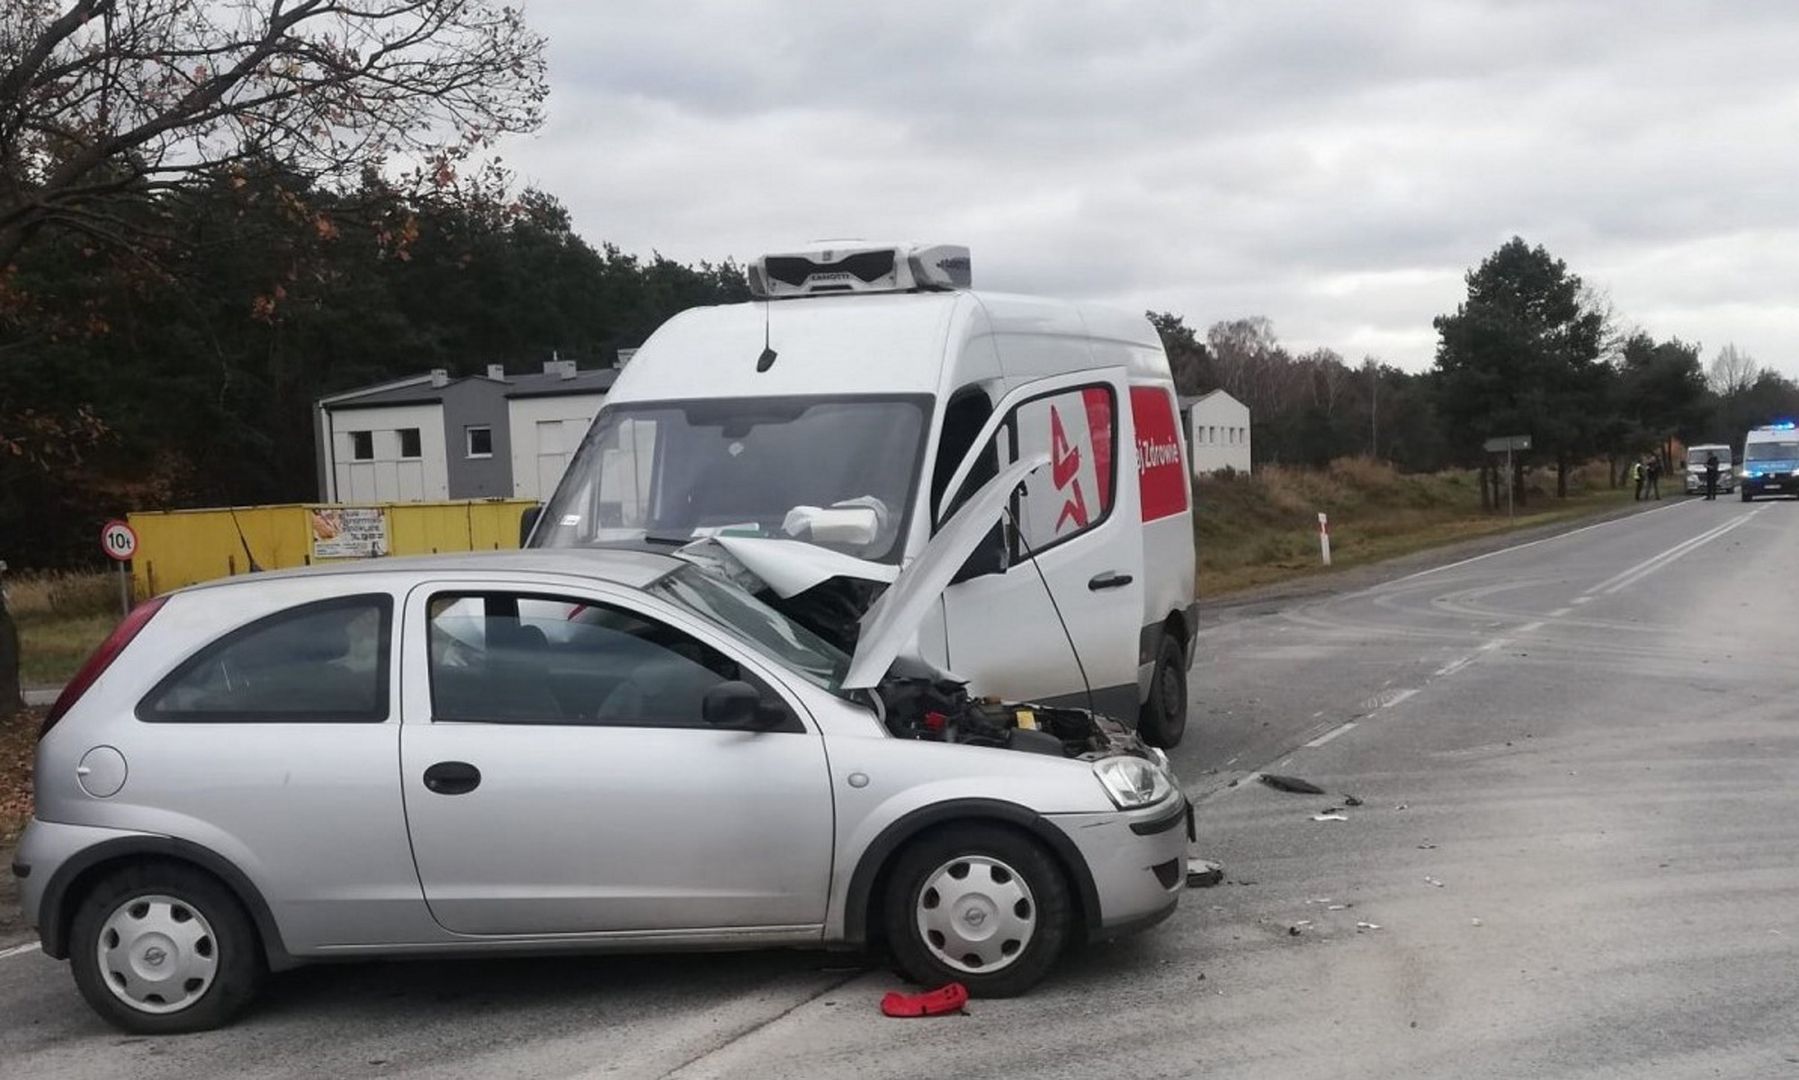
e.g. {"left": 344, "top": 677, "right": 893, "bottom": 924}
{"left": 1745, "top": 440, "right": 1799, "bottom": 462}
{"left": 533, "top": 395, "right": 930, "bottom": 563}
{"left": 1687, "top": 449, "right": 1731, "bottom": 467}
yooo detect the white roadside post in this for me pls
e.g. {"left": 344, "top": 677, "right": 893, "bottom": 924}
{"left": 100, "top": 519, "right": 138, "bottom": 615}
{"left": 1318, "top": 512, "right": 1332, "bottom": 566}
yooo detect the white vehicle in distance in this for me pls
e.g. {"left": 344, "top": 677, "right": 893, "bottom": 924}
{"left": 525, "top": 241, "right": 1199, "bottom": 747}
{"left": 16, "top": 460, "right": 1189, "bottom": 1034}
{"left": 1682, "top": 444, "right": 1735, "bottom": 495}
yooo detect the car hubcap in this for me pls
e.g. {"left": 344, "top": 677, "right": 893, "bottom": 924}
{"left": 915, "top": 855, "right": 1036, "bottom": 974}
{"left": 97, "top": 895, "right": 218, "bottom": 1014}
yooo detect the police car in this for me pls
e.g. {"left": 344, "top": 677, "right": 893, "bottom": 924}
{"left": 1739, "top": 422, "right": 1799, "bottom": 501}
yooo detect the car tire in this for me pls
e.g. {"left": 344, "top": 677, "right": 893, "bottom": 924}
{"left": 1741, "top": 489, "right": 1753, "bottom": 502}
{"left": 69, "top": 863, "right": 265, "bottom": 1034}
{"left": 1137, "top": 632, "right": 1188, "bottom": 749}
{"left": 883, "top": 824, "right": 1073, "bottom": 997}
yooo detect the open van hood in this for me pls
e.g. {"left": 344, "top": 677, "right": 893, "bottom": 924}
{"left": 842, "top": 453, "right": 1050, "bottom": 690}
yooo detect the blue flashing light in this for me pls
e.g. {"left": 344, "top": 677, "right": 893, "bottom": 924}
{"left": 1769, "top": 420, "right": 1797, "bottom": 430}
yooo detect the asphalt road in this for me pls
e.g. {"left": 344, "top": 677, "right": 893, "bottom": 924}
{"left": 5, "top": 495, "right": 1799, "bottom": 1078}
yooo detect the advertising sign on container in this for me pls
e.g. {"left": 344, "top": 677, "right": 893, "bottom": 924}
{"left": 309, "top": 507, "right": 389, "bottom": 559}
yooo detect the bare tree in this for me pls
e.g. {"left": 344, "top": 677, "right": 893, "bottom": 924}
{"left": 1708, "top": 342, "right": 1760, "bottom": 398}
{"left": 0, "top": 0, "right": 546, "bottom": 265}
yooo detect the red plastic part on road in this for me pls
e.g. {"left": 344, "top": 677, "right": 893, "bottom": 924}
{"left": 880, "top": 983, "right": 969, "bottom": 1018}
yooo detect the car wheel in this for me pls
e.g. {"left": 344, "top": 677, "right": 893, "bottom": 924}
{"left": 883, "top": 824, "right": 1072, "bottom": 997}
{"left": 69, "top": 863, "right": 264, "bottom": 1034}
{"left": 1741, "top": 489, "right": 1753, "bottom": 502}
{"left": 1137, "top": 632, "right": 1188, "bottom": 749}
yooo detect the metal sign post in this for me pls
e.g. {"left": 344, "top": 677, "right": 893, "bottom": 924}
{"left": 1482, "top": 435, "right": 1533, "bottom": 522}
{"left": 101, "top": 519, "right": 138, "bottom": 615}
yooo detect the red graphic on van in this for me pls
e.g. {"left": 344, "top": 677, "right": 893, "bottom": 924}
{"left": 1050, "top": 405, "right": 1090, "bottom": 531}
{"left": 1131, "top": 387, "right": 1188, "bottom": 521}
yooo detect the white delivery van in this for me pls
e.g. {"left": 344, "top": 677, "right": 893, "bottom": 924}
{"left": 1682, "top": 444, "right": 1735, "bottom": 495}
{"left": 526, "top": 242, "right": 1199, "bottom": 746}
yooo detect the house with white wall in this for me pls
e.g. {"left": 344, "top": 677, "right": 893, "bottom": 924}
{"left": 1180, "top": 389, "right": 1252, "bottom": 475}
{"left": 315, "top": 360, "right": 616, "bottom": 503}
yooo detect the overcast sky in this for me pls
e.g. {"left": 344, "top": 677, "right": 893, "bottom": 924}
{"left": 506, "top": 0, "right": 1798, "bottom": 374}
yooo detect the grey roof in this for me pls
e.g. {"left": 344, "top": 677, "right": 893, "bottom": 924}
{"left": 321, "top": 368, "right": 617, "bottom": 409}
{"left": 184, "top": 547, "right": 682, "bottom": 594}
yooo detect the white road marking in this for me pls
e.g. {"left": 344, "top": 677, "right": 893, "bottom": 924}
{"left": 1383, "top": 688, "right": 1419, "bottom": 709}
{"left": 1435, "top": 656, "right": 1473, "bottom": 677}
{"left": 1572, "top": 596, "right": 1594, "bottom": 605}
{"left": 1517, "top": 621, "right": 1546, "bottom": 634}
{"left": 1305, "top": 721, "right": 1358, "bottom": 747}
{"left": 1382, "top": 500, "right": 1690, "bottom": 586}
{"left": 1592, "top": 509, "right": 1763, "bottom": 595}
{"left": 0, "top": 942, "right": 42, "bottom": 961}
{"left": 1549, "top": 607, "right": 1575, "bottom": 617}
{"left": 1479, "top": 637, "right": 1511, "bottom": 652}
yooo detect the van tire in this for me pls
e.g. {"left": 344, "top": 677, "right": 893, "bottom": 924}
{"left": 1138, "top": 633, "right": 1188, "bottom": 748}
{"left": 69, "top": 863, "right": 265, "bottom": 1034}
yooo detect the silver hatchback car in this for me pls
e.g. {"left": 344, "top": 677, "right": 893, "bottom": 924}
{"left": 15, "top": 464, "right": 1189, "bottom": 1033}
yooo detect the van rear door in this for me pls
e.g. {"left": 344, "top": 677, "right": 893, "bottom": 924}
{"left": 933, "top": 369, "right": 1146, "bottom": 717}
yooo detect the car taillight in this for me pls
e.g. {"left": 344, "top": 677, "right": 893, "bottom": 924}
{"left": 40, "top": 595, "right": 168, "bottom": 739}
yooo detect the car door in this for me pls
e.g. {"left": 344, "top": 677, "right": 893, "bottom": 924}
{"left": 931, "top": 369, "right": 1147, "bottom": 715}
{"left": 398, "top": 582, "right": 835, "bottom": 937}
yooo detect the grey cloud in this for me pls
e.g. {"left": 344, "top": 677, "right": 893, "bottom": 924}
{"left": 509, "top": 0, "right": 1799, "bottom": 372}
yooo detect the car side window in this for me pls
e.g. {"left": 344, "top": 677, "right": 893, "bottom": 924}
{"left": 992, "top": 384, "right": 1118, "bottom": 560}
{"left": 139, "top": 595, "right": 392, "bottom": 723}
{"left": 426, "top": 592, "right": 799, "bottom": 731}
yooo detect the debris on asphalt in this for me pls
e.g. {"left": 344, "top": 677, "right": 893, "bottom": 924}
{"left": 1418, "top": 843, "right": 1438, "bottom": 850}
{"left": 1471, "top": 918, "right": 1483, "bottom": 927}
{"left": 1328, "top": 904, "right": 1352, "bottom": 911}
{"left": 1260, "top": 773, "right": 1327, "bottom": 795}
{"left": 1424, "top": 876, "right": 1445, "bottom": 888}
{"left": 880, "top": 983, "right": 969, "bottom": 1018}
{"left": 1306, "top": 897, "right": 1334, "bottom": 905}
{"left": 1186, "top": 858, "right": 1225, "bottom": 888}
{"left": 1395, "top": 803, "right": 1409, "bottom": 811}
{"left": 1356, "top": 922, "right": 1383, "bottom": 931}
{"left": 1312, "top": 813, "right": 1349, "bottom": 822}
{"left": 1343, "top": 795, "right": 1364, "bottom": 807}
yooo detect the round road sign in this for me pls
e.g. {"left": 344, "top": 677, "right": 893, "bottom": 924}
{"left": 101, "top": 519, "right": 138, "bottom": 562}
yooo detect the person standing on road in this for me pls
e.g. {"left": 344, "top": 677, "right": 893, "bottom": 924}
{"left": 1646, "top": 456, "right": 1662, "bottom": 500}
{"left": 1632, "top": 459, "right": 1645, "bottom": 501}
{"left": 1704, "top": 452, "right": 1721, "bottom": 500}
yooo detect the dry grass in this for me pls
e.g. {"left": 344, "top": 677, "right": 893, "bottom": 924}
{"left": 0, "top": 709, "right": 34, "bottom": 846}
{"left": 6, "top": 570, "right": 121, "bottom": 686}
{"left": 1197, "top": 458, "right": 1633, "bottom": 595}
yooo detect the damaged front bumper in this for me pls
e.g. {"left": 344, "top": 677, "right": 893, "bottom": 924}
{"left": 1047, "top": 793, "right": 1192, "bottom": 939}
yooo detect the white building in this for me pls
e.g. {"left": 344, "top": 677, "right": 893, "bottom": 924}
{"left": 315, "top": 360, "right": 616, "bottom": 503}
{"left": 1180, "top": 389, "right": 1252, "bottom": 475}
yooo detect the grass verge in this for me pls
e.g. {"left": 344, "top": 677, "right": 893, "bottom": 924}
{"left": 7, "top": 570, "right": 120, "bottom": 686}
{"left": 1198, "top": 458, "right": 1637, "bottom": 595}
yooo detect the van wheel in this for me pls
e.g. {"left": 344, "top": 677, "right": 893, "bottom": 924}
{"left": 883, "top": 824, "right": 1072, "bottom": 997}
{"left": 1138, "top": 633, "right": 1188, "bottom": 748}
{"left": 69, "top": 863, "right": 264, "bottom": 1034}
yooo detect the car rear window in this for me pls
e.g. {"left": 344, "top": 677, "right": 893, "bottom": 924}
{"left": 138, "top": 594, "right": 393, "bottom": 723}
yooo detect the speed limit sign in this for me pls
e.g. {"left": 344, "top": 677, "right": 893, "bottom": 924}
{"left": 101, "top": 519, "right": 138, "bottom": 562}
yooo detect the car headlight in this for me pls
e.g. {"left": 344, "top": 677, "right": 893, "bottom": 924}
{"left": 1093, "top": 756, "right": 1174, "bottom": 809}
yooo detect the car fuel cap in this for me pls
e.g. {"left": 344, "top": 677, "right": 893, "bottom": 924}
{"left": 77, "top": 746, "right": 128, "bottom": 798}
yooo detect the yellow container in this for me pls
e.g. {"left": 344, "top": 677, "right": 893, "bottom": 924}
{"left": 128, "top": 500, "right": 537, "bottom": 598}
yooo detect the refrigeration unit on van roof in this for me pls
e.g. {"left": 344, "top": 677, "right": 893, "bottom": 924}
{"left": 747, "top": 242, "right": 972, "bottom": 298}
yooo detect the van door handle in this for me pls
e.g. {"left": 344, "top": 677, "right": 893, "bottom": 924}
{"left": 1088, "top": 571, "right": 1134, "bottom": 591}
{"left": 423, "top": 761, "right": 481, "bottom": 795}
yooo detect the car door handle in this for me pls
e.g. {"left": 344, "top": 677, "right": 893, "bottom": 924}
{"left": 1088, "top": 571, "right": 1134, "bottom": 591}
{"left": 423, "top": 761, "right": 481, "bottom": 795}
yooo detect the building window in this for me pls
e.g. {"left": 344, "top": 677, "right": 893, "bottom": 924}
{"left": 466, "top": 426, "right": 493, "bottom": 458}
{"left": 399, "top": 428, "right": 422, "bottom": 459}
{"left": 350, "top": 430, "right": 373, "bottom": 461}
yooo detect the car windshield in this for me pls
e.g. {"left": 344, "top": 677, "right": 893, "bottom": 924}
{"left": 647, "top": 564, "right": 852, "bottom": 693}
{"left": 533, "top": 395, "right": 930, "bottom": 563}
{"left": 1745, "top": 440, "right": 1799, "bottom": 461}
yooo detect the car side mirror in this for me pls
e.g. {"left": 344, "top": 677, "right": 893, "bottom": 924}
{"left": 702, "top": 680, "right": 766, "bottom": 729}
{"left": 518, "top": 504, "right": 544, "bottom": 547}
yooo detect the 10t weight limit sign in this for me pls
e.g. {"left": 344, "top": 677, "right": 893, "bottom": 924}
{"left": 101, "top": 520, "right": 138, "bottom": 562}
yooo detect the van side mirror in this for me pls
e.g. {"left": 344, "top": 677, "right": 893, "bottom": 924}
{"left": 702, "top": 681, "right": 765, "bottom": 728}
{"left": 518, "top": 505, "right": 544, "bottom": 547}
